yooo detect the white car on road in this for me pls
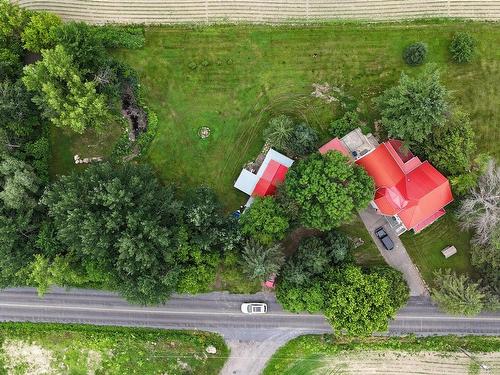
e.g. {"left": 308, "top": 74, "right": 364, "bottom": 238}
{"left": 241, "top": 302, "right": 268, "bottom": 314}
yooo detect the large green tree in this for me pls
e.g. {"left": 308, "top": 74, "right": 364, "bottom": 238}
{"left": 376, "top": 68, "right": 448, "bottom": 145}
{"left": 21, "top": 11, "right": 62, "bottom": 52}
{"left": 41, "top": 162, "right": 183, "bottom": 304}
{"left": 284, "top": 151, "right": 374, "bottom": 230}
{"left": 239, "top": 196, "right": 289, "bottom": 245}
{"left": 426, "top": 110, "right": 476, "bottom": 176}
{"left": 22, "top": 45, "right": 110, "bottom": 133}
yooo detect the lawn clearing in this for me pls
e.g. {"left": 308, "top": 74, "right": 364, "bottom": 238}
{"left": 0, "top": 323, "right": 228, "bottom": 375}
{"left": 401, "top": 212, "right": 475, "bottom": 287}
{"left": 109, "top": 21, "right": 500, "bottom": 210}
{"left": 263, "top": 335, "right": 500, "bottom": 375}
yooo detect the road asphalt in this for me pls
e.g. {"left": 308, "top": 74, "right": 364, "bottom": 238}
{"left": 0, "top": 288, "right": 499, "bottom": 374}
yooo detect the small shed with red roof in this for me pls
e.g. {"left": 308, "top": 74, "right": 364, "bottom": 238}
{"left": 234, "top": 148, "right": 294, "bottom": 206}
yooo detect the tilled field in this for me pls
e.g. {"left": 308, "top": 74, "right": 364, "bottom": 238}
{"left": 314, "top": 350, "right": 500, "bottom": 375}
{"left": 13, "top": 0, "right": 500, "bottom": 24}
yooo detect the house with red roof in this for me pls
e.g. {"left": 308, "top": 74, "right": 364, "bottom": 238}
{"left": 234, "top": 148, "right": 294, "bottom": 207}
{"left": 319, "top": 130, "right": 453, "bottom": 235}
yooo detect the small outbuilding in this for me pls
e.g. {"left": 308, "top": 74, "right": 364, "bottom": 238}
{"left": 441, "top": 246, "right": 457, "bottom": 259}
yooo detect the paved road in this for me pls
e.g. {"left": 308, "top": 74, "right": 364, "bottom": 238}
{"left": 1, "top": 288, "right": 499, "bottom": 374}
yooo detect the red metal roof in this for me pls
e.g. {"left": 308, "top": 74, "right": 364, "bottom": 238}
{"left": 356, "top": 142, "right": 453, "bottom": 232}
{"left": 252, "top": 160, "right": 289, "bottom": 197}
{"left": 319, "top": 138, "right": 351, "bottom": 157}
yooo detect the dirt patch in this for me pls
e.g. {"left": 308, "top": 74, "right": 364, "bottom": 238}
{"left": 317, "top": 350, "right": 500, "bottom": 375}
{"left": 86, "top": 349, "right": 103, "bottom": 375}
{"left": 122, "top": 85, "right": 147, "bottom": 141}
{"left": 2, "top": 339, "right": 56, "bottom": 375}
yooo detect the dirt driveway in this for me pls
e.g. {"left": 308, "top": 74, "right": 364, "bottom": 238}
{"left": 359, "top": 207, "right": 428, "bottom": 296}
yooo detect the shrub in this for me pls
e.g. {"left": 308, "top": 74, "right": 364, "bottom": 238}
{"left": 288, "top": 123, "right": 318, "bottom": 157}
{"left": 329, "top": 111, "right": 361, "bottom": 138}
{"left": 263, "top": 114, "right": 295, "bottom": 152}
{"left": 94, "top": 25, "right": 145, "bottom": 49}
{"left": 403, "top": 42, "right": 428, "bottom": 66}
{"left": 450, "top": 32, "right": 476, "bottom": 64}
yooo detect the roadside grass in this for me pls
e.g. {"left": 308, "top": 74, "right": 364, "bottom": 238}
{"left": 0, "top": 322, "right": 228, "bottom": 375}
{"left": 401, "top": 212, "right": 475, "bottom": 287}
{"left": 112, "top": 21, "right": 500, "bottom": 211}
{"left": 263, "top": 334, "right": 500, "bottom": 375}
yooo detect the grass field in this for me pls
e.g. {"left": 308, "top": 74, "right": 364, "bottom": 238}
{"left": 110, "top": 20, "right": 500, "bottom": 210}
{"left": 263, "top": 334, "right": 500, "bottom": 375}
{"left": 401, "top": 212, "right": 475, "bottom": 286}
{"left": 0, "top": 323, "right": 228, "bottom": 375}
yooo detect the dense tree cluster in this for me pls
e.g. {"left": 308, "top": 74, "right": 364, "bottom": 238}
{"left": 276, "top": 233, "right": 409, "bottom": 335}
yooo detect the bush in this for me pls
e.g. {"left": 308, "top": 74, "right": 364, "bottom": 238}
{"left": 450, "top": 32, "right": 476, "bottom": 64}
{"left": 94, "top": 25, "right": 145, "bottom": 49}
{"left": 329, "top": 111, "right": 361, "bottom": 138}
{"left": 403, "top": 42, "right": 428, "bottom": 66}
{"left": 288, "top": 123, "right": 318, "bottom": 157}
{"left": 263, "top": 114, "right": 295, "bottom": 152}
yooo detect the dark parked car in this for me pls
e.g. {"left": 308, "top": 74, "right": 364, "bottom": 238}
{"left": 375, "top": 227, "right": 394, "bottom": 250}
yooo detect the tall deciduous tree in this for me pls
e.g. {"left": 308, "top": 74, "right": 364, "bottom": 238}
{"left": 22, "top": 45, "right": 110, "bottom": 133}
{"left": 376, "top": 68, "right": 448, "bottom": 145}
{"left": 426, "top": 110, "right": 476, "bottom": 176}
{"left": 239, "top": 196, "right": 289, "bottom": 245}
{"left": 21, "top": 11, "right": 62, "bottom": 52}
{"left": 284, "top": 151, "right": 374, "bottom": 230}
{"left": 41, "top": 162, "right": 183, "bottom": 304}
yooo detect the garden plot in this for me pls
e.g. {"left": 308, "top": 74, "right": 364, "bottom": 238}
{"left": 314, "top": 350, "right": 500, "bottom": 375}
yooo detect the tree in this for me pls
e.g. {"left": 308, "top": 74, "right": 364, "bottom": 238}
{"left": 284, "top": 151, "right": 374, "bottom": 230}
{"left": 322, "top": 266, "right": 406, "bottom": 336}
{"left": 425, "top": 111, "right": 476, "bottom": 176}
{"left": 288, "top": 123, "right": 318, "bottom": 157}
{"left": 41, "top": 162, "right": 184, "bottom": 304}
{"left": 0, "top": 79, "right": 38, "bottom": 138}
{"left": 239, "top": 196, "right": 289, "bottom": 245}
{"left": 376, "top": 68, "right": 448, "bottom": 145}
{"left": 0, "top": 48, "right": 22, "bottom": 80}
{"left": 55, "top": 21, "right": 107, "bottom": 75}
{"left": 0, "top": 155, "right": 40, "bottom": 210}
{"left": 457, "top": 159, "right": 499, "bottom": 245}
{"left": 431, "top": 269, "right": 484, "bottom": 316}
{"left": 23, "top": 45, "right": 111, "bottom": 133}
{"left": 21, "top": 11, "right": 62, "bottom": 52}
{"left": 240, "top": 239, "right": 284, "bottom": 282}
{"left": 263, "top": 114, "right": 295, "bottom": 152}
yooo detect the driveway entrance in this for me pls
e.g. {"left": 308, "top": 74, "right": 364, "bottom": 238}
{"left": 359, "top": 207, "right": 428, "bottom": 296}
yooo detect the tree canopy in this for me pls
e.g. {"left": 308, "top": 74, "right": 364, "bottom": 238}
{"left": 239, "top": 196, "right": 289, "bottom": 245}
{"left": 376, "top": 68, "right": 448, "bottom": 145}
{"left": 22, "top": 45, "right": 111, "bottom": 133}
{"left": 240, "top": 239, "right": 284, "bottom": 282}
{"left": 284, "top": 151, "right": 374, "bottom": 230}
{"left": 21, "top": 11, "right": 62, "bottom": 52}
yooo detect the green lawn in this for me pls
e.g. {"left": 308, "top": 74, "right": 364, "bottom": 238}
{"left": 263, "top": 334, "right": 500, "bottom": 375}
{"left": 0, "top": 323, "right": 228, "bottom": 375}
{"left": 401, "top": 212, "right": 475, "bottom": 287}
{"left": 110, "top": 20, "right": 500, "bottom": 210}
